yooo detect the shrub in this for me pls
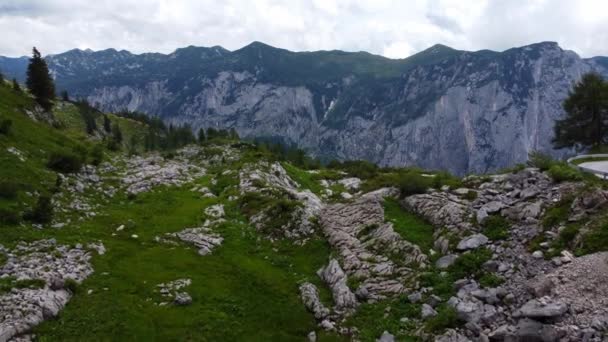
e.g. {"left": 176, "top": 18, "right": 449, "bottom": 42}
{"left": 579, "top": 222, "right": 608, "bottom": 255}
{"left": 47, "top": 151, "right": 84, "bottom": 173}
{"left": 0, "top": 207, "right": 21, "bottom": 225}
{"left": 328, "top": 160, "right": 378, "bottom": 179}
{"left": 399, "top": 173, "right": 433, "bottom": 198}
{"left": 0, "top": 181, "right": 18, "bottom": 199}
{"left": 542, "top": 197, "right": 573, "bottom": 229}
{"left": 425, "top": 305, "right": 460, "bottom": 332}
{"left": 448, "top": 248, "right": 492, "bottom": 280}
{"left": 432, "top": 171, "right": 463, "bottom": 189}
{"left": 0, "top": 119, "right": 12, "bottom": 135}
{"left": 89, "top": 144, "right": 104, "bottom": 166}
{"left": 527, "top": 151, "right": 555, "bottom": 171}
{"left": 479, "top": 273, "right": 505, "bottom": 288}
{"left": 548, "top": 164, "right": 582, "bottom": 183}
{"left": 23, "top": 195, "right": 53, "bottom": 224}
{"left": 64, "top": 278, "right": 78, "bottom": 293}
{"left": 107, "top": 139, "right": 121, "bottom": 151}
{"left": 464, "top": 190, "right": 478, "bottom": 201}
{"left": 482, "top": 215, "right": 510, "bottom": 240}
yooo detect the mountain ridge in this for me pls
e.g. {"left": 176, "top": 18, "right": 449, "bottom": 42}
{"left": 1, "top": 41, "right": 606, "bottom": 175}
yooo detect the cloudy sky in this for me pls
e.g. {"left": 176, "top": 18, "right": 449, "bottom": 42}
{"left": 1, "top": 0, "right": 607, "bottom": 58}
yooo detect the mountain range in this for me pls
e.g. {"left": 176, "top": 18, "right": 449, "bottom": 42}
{"left": 2, "top": 41, "right": 607, "bottom": 175}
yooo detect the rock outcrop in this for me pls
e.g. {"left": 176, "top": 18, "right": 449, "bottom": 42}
{"left": 0, "top": 240, "right": 95, "bottom": 341}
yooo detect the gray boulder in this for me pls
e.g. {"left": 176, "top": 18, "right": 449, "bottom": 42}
{"left": 376, "top": 331, "right": 395, "bottom": 342}
{"left": 436, "top": 254, "right": 459, "bottom": 269}
{"left": 173, "top": 292, "right": 192, "bottom": 306}
{"left": 517, "top": 299, "right": 567, "bottom": 319}
{"left": 421, "top": 303, "right": 438, "bottom": 319}
{"left": 457, "top": 234, "right": 489, "bottom": 250}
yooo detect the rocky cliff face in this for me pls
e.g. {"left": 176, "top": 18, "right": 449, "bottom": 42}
{"left": 2, "top": 42, "right": 606, "bottom": 174}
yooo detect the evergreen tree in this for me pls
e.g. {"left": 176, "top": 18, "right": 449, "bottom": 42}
{"left": 77, "top": 100, "right": 97, "bottom": 134}
{"left": 229, "top": 128, "right": 239, "bottom": 140}
{"left": 206, "top": 127, "right": 217, "bottom": 140}
{"left": 553, "top": 73, "right": 608, "bottom": 148}
{"left": 112, "top": 123, "right": 123, "bottom": 144}
{"left": 12, "top": 78, "right": 21, "bottom": 92}
{"left": 0, "top": 70, "right": 4, "bottom": 83}
{"left": 103, "top": 115, "right": 112, "bottom": 133}
{"left": 198, "top": 128, "right": 206, "bottom": 144}
{"left": 26, "top": 47, "right": 56, "bottom": 111}
{"left": 61, "top": 90, "right": 69, "bottom": 101}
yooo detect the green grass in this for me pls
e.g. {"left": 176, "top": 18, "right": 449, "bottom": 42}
{"left": 344, "top": 296, "right": 421, "bottom": 342}
{"left": 383, "top": 197, "right": 434, "bottom": 251}
{"left": 22, "top": 185, "right": 343, "bottom": 341}
{"left": 282, "top": 162, "right": 324, "bottom": 194}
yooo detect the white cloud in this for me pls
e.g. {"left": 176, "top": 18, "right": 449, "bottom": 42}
{"left": 0, "top": 0, "right": 607, "bottom": 58}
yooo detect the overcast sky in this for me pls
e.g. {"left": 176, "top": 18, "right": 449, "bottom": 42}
{"left": 1, "top": 0, "right": 607, "bottom": 58}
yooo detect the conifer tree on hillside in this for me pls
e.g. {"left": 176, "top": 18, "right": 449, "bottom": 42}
{"left": 198, "top": 128, "right": 206, "bottom": 144}
{"left": 553, "top": 72, "right": 608, "bottom": 148}
{"left": 12, "top": 78, "right": 21, "bottom": 92}
{"left": 103, "top": 115, "right": 112, "bottom": 133}
{"left": 26, "top": 47, "right": 56, "bottom": 111}
{"left": 0, "top": 70, "right": 4, "bottom": 83}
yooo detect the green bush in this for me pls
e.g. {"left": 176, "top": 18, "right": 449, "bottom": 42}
{"left": 328, "top": 160, "right": 378, "bottom": 179}
{"left": 479, "top": 273, "right": 505, "bottom": 288}
{"left": 432, "top": 171, "right": 463, "bottom": 189}
{"left": 548, "top": 164, "right": 582, "bottom": 183}
{"left": 0, "top": 119, "right": 12, "bottom": 135}
{"left": 448, "top": 248, "right": 492, "bottom": 280}
{"left": 64, "top": 278, "right": 79, "bottom": 293}
{"left": 425, "top": 305, "right": 460, "bottom": 332}
{"left": 527, "top": 151, "right": 555, "bottom": 171}
{"left": 464, "top": 190, "right": 478, "bottom": 201}
{"left": 238, "top": 191, "right": 301, "bottom": 236}
{"left": 399, "top": 173, "right": 432, "bottom": 198}
{"left": 542, "top": 197, "right": 573, "bottom": 229}
{"left": 482, "top": 215, "right": 509, "bottom": 240}
{"left": 579, "top": 222, "right": 608, "bottom": 255}
{"left": 0, "top": 181, "right": 18, "bottom": 199}
{"left": 0, "top": 207, "right": 21, "bottom": 225}
{"left": 89, "top": 144, "right": 104, "bottom": 166}
{"left": 23, "top": 195, "right": 53, "bottom": 224}
{"left": 47, "top": 151, "right": 84, "bottom": 173}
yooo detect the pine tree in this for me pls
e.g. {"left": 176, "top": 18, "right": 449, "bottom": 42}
{"left": 553, "top": 73, "right": 608, "bottom": 148}
{"left": 0, "top": 70, "right": 4, "bottom": 83}
{"left": 198, "top": 128, "right": 206, "bottom": 144}
{"left": 112, "top": 123, "right": 123, "bottom": 144}
{"left": 12, "top": 78, "right": 21, "bottom": 92}
{"left": 26, "top": 47, "right": 56, "bottom": 111}
{"left": 61, "top": 90, "right": 69, "bottom": 102}
{"left": 229, "top": 128, "right": 239, "bottom": 140}
{"left": 103, "top": 115, "right": 112, "bottom": 133}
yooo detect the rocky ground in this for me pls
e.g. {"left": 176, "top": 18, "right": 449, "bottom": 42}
{"left": 0, "top": 240, "right": 97, "bottom": 341}
{"left": 2, "top": 143, "right": 608, "bottom": 341}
